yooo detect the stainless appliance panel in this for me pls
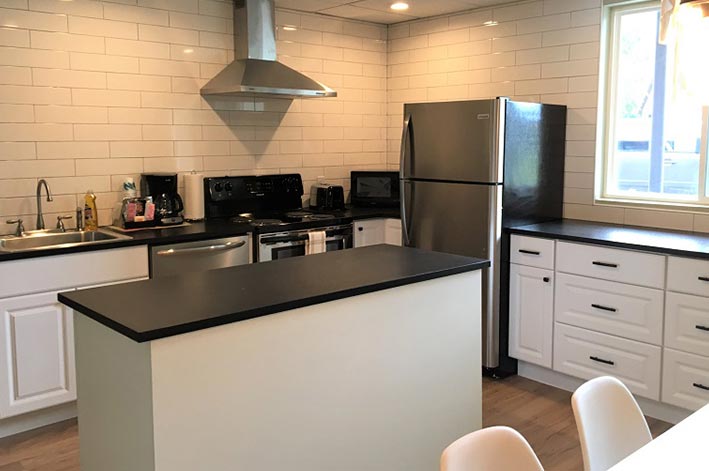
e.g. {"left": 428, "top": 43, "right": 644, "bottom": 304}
{"left": 402, "top": 99, "right": 503, "bottom": 183}
{"left": 151, "top": 235, "right": 250, "bottom": 278}
{"left": 258, "top": 224, "right": 353, "bottom": 262}
{"left": 402, "top": 179, "right": 502, "bottom": 368}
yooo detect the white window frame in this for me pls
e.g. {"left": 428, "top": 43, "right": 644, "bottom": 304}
{"left": 597, "top": 0, "right": 709, "bottom": 211}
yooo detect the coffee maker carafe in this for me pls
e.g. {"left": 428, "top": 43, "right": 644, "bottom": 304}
{"left": 141, "top": 173, "right": 184, "bottom": 225}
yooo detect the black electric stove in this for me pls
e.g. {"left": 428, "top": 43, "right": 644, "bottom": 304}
{"left": 204, "top": 174, "right": 354, "bottom": 261}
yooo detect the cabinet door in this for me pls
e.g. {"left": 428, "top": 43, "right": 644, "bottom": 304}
{"left": 0, "top": 291, "right": 76, "bottom": 418}
{"left": 354, "top": 219, "right": 386, "bottom": 248}
{"left": 508, "top": 263, "right": 554, "bottom": 368}
{"left": 384, "top": 219, "right": 402, "bottom": 246}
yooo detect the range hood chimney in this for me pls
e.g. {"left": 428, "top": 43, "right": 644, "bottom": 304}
{"left": 201, "top": 0, "right": 337, "bottom": 99}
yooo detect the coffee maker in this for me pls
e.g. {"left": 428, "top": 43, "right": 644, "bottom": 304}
{"left": 141, "top": 173, "right": 184, "bottom": 225}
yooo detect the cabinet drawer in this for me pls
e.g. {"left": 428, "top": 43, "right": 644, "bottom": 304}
{"left": 553, "top": 322, "right": 661, "bottom": 400}
{"left": 662, "top": 348, "right": 709, "bottom": 411}
{"left": 665, "top": 292, "right": 709, "bottom": 357}
{"left": 556, "top": 242, "right": 665, "bottom": 289}
{"left": 667, "top": 257, "right": 709, "bottom": 297}
{"left": 555, "top": 273, "right": 663, "bottom": 344}
{"left": 0, "top": 246, "right": 149, "bottom": 299}
{"left": 510, "top": 235, "right": 555, "bottom": 270}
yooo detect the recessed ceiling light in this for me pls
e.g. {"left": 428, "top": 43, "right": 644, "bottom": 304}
{"left": 390, "top": 2, "right": 409, "bottom": 11}
{"left": 282, "top": 25, "right": 297, "bottom": 31}
{"left": 483, "top": 20, "right": 498, "bottom": 26}
{"left": 183, "top": 48, "right": 194, "bottom": 54}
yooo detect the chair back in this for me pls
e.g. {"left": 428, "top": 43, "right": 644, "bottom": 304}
{"left": 440, "top": 426, "right": 544, "bottom": 471}
{"left": 571, "top": 376, "right": 652, "bottom": 471}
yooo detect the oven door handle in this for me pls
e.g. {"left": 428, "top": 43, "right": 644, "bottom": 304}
{"left": 261, "top": 235, "right": 347, "bottom": 245}
{"left": 155, "top": 240, "right": 246, "bottom": 256}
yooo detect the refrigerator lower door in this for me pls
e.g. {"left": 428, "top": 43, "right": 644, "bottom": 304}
{"left": 401, "top": 179, "right": 502, "bottom": 369}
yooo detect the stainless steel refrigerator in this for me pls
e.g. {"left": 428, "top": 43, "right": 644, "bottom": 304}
{"left": 400, "top": 97, "right": 566, "bottom": 372}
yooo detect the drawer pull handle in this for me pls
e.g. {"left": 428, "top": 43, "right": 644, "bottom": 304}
{"left": 699, "top": 276, "right": 709, "bottom": 282}
{"left": 592, "top": 261, "right": 618, "bottom": 268}
{"left": 519, "top": 249, "right": 541, "bottom": 255}
{"left": 592, "top": 304, "right": 617, "bottom": 313}
{"left": 543, "top": 277, "right": 550, "bottom": 283}
{"left": 696, "top": 325, "right": 709, "bottom": 332}
{"left": 590, "top": 356, "right": 615, "bottom": 366}
{"left": 693, "top": 383, "right": 709, "bottom": 391}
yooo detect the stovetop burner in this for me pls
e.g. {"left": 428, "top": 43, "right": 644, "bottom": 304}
{"left": 284, "top": 211, "right": 336, "bottom": 221}
{"left": 250, "top": 219, "right": 285, "bottom": 227}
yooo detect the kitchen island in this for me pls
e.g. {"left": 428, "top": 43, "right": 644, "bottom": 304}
{"left": 59, "top": 245, "right": 488, "bottom": 471}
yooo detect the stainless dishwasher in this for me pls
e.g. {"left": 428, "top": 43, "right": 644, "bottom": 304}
{"left": 150, "top": 235, "right": 251, "bottom": 278}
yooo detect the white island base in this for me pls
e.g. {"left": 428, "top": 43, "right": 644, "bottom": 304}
{"left": 74, "top": 271, "right": 482, "bottom": 471}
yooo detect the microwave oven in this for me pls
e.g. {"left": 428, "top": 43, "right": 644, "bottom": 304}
{"left": 350, "top": 171, "right": 400, "bottom": 208}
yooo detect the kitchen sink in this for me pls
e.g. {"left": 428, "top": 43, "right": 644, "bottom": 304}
{"left": 0, "top": 229, "right": 132, "bottom": 253}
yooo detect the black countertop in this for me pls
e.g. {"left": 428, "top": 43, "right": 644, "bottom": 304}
{"left": 0, "top": 206, "right": 400, "bottom": 262}
{"left": 509, "top": 219, "right": 709, "bottom": 259}
{"left": 59, "top": 245, "right": 489, "bottom": 343}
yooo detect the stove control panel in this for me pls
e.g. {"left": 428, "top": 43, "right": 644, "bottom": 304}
{"left": 204, "top": 174, "right": 304, "bottom": 218}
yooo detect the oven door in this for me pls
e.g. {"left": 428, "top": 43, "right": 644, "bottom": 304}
{"left": 258, "top": 225, "right": 353, "bottom": 262}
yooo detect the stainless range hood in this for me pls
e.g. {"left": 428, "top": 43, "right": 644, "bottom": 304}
{"left": 201, "top": 0, "right": 336, "bottom": 99}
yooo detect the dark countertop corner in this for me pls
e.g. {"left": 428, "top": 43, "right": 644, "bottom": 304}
{"left": 59, "top": 244, "right": 487, "bottom": 343}
{"left": 509, "top": 218, "right": 709, "bottom": 259}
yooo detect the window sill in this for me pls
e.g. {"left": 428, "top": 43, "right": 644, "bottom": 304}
{"left": 594, "top": 197, "right": 709, "bottom": 214}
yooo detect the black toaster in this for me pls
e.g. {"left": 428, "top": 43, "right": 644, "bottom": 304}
{"left": 309, "top": 183, "right": 345, "bottom": 210}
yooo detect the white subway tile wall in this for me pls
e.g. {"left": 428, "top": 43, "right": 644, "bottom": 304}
{"left": 386, "top": 0, "right": 709, "bottom": 233}
{"left": 0, "top": 0, "right": 705, "bottom": 236}
{"left": 0, "top": 1, "right": 387, "bottom": 232}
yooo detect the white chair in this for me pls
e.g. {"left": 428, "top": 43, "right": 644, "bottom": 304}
{"left": 571, "top": 376, "right": 652, "bottom": 471}
{"left": 440, "top": 426, "right": 544, "bottom": 471}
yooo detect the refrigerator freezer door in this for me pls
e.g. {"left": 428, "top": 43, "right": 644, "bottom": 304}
{"left": 402, "top": 179, "right": 502, "bottom": 368}
{"left": 401, "top": 99, "right": 503, "bottom": 184}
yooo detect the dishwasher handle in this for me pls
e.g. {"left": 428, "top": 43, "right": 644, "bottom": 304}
{"left": 155, "top": 240, "right": 246, "bottom": 256}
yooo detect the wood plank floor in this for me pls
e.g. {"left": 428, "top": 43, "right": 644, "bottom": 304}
{"left": 0, "top": 375, "right": 673, "bottom": 471}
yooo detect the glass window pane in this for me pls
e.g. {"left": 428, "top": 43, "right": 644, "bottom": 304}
{"left": 606, "top": 7, "right": 703, "bottom": 201}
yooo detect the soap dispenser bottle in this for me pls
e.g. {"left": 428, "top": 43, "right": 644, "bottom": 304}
{"left": 84, "top": 190, "right": 98, "bottom": 231}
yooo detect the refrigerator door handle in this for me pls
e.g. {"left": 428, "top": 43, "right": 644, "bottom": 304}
{"left": 399, "top": 113, "right": 414, "bottom": 178}
{"left": 401, "top": 180, "right": 413, "bottom": 246}
{"left": 400, "top": 113, "right": 414, "bottom": 246}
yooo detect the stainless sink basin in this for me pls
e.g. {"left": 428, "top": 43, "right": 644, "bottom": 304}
{"left": 0, "top": 229, "right": 132, "bottom": 253}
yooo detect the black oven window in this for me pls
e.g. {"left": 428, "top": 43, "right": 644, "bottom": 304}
{"left": 357, "top": 177, "right": 392, "bottom": 198}
{"left": 272, "top": 245, "right": 306, "bottom": 260}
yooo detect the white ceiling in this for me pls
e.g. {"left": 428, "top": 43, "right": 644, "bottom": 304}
{"left": 274, "top": 0, "right": 518, "bottom": 25}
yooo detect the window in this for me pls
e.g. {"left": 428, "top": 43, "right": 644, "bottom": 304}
{"left": 601, "top": 1, "right": 709, "bottom": 207}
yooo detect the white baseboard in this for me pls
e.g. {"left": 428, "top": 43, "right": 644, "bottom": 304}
{"left": 0, "top": 402, "right": 76, "bottom": 439}
{"left": 517, "top": 362, "right": 692, "bottom": 425}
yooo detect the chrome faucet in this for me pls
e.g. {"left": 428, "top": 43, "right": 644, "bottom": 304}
{"left": 36, "top": 179, "right": 53, "bottom": 230}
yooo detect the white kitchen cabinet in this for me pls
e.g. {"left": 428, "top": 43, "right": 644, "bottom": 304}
{"left": 0, "top": 246, "right": 149, "bottom": 422}
{"left": 662, "top": 348, "right": 709, "bottom": 411}
{"left": 508, "top": 263, "right": 554, "bottom": 368}
{"left": 556, "top": 241, "right": 666, "bottom": 289}
{"left": 554, "top": 322, "right": 662, "bottom": 400}
{"left": 384, "top": 218, "right": 402, "bottom": 246}
{"left": 0, "top": 291, "right": 76, "bottom": 418}
{"left": 555, "top": 272, "right": 664, "bottom": 345}
{"left": 510, "top": 235, "right": 555, "bottom": 270}
{"left": 354, "top": 218, "right": 401, "bottom": 248}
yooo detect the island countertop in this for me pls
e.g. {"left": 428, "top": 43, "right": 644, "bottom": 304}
{"left": 59, "top": 245, "right": 489, "bottom": 343}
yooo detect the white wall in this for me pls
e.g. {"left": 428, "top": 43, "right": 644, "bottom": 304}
{"left": 1, "top": 0, "right": 707, "bottom": 235}
{"left": 386, "top": 0, "right": 709, "bottom": 233}
{"left": 0, "top": 1, "right": 387, "bottom": 233}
